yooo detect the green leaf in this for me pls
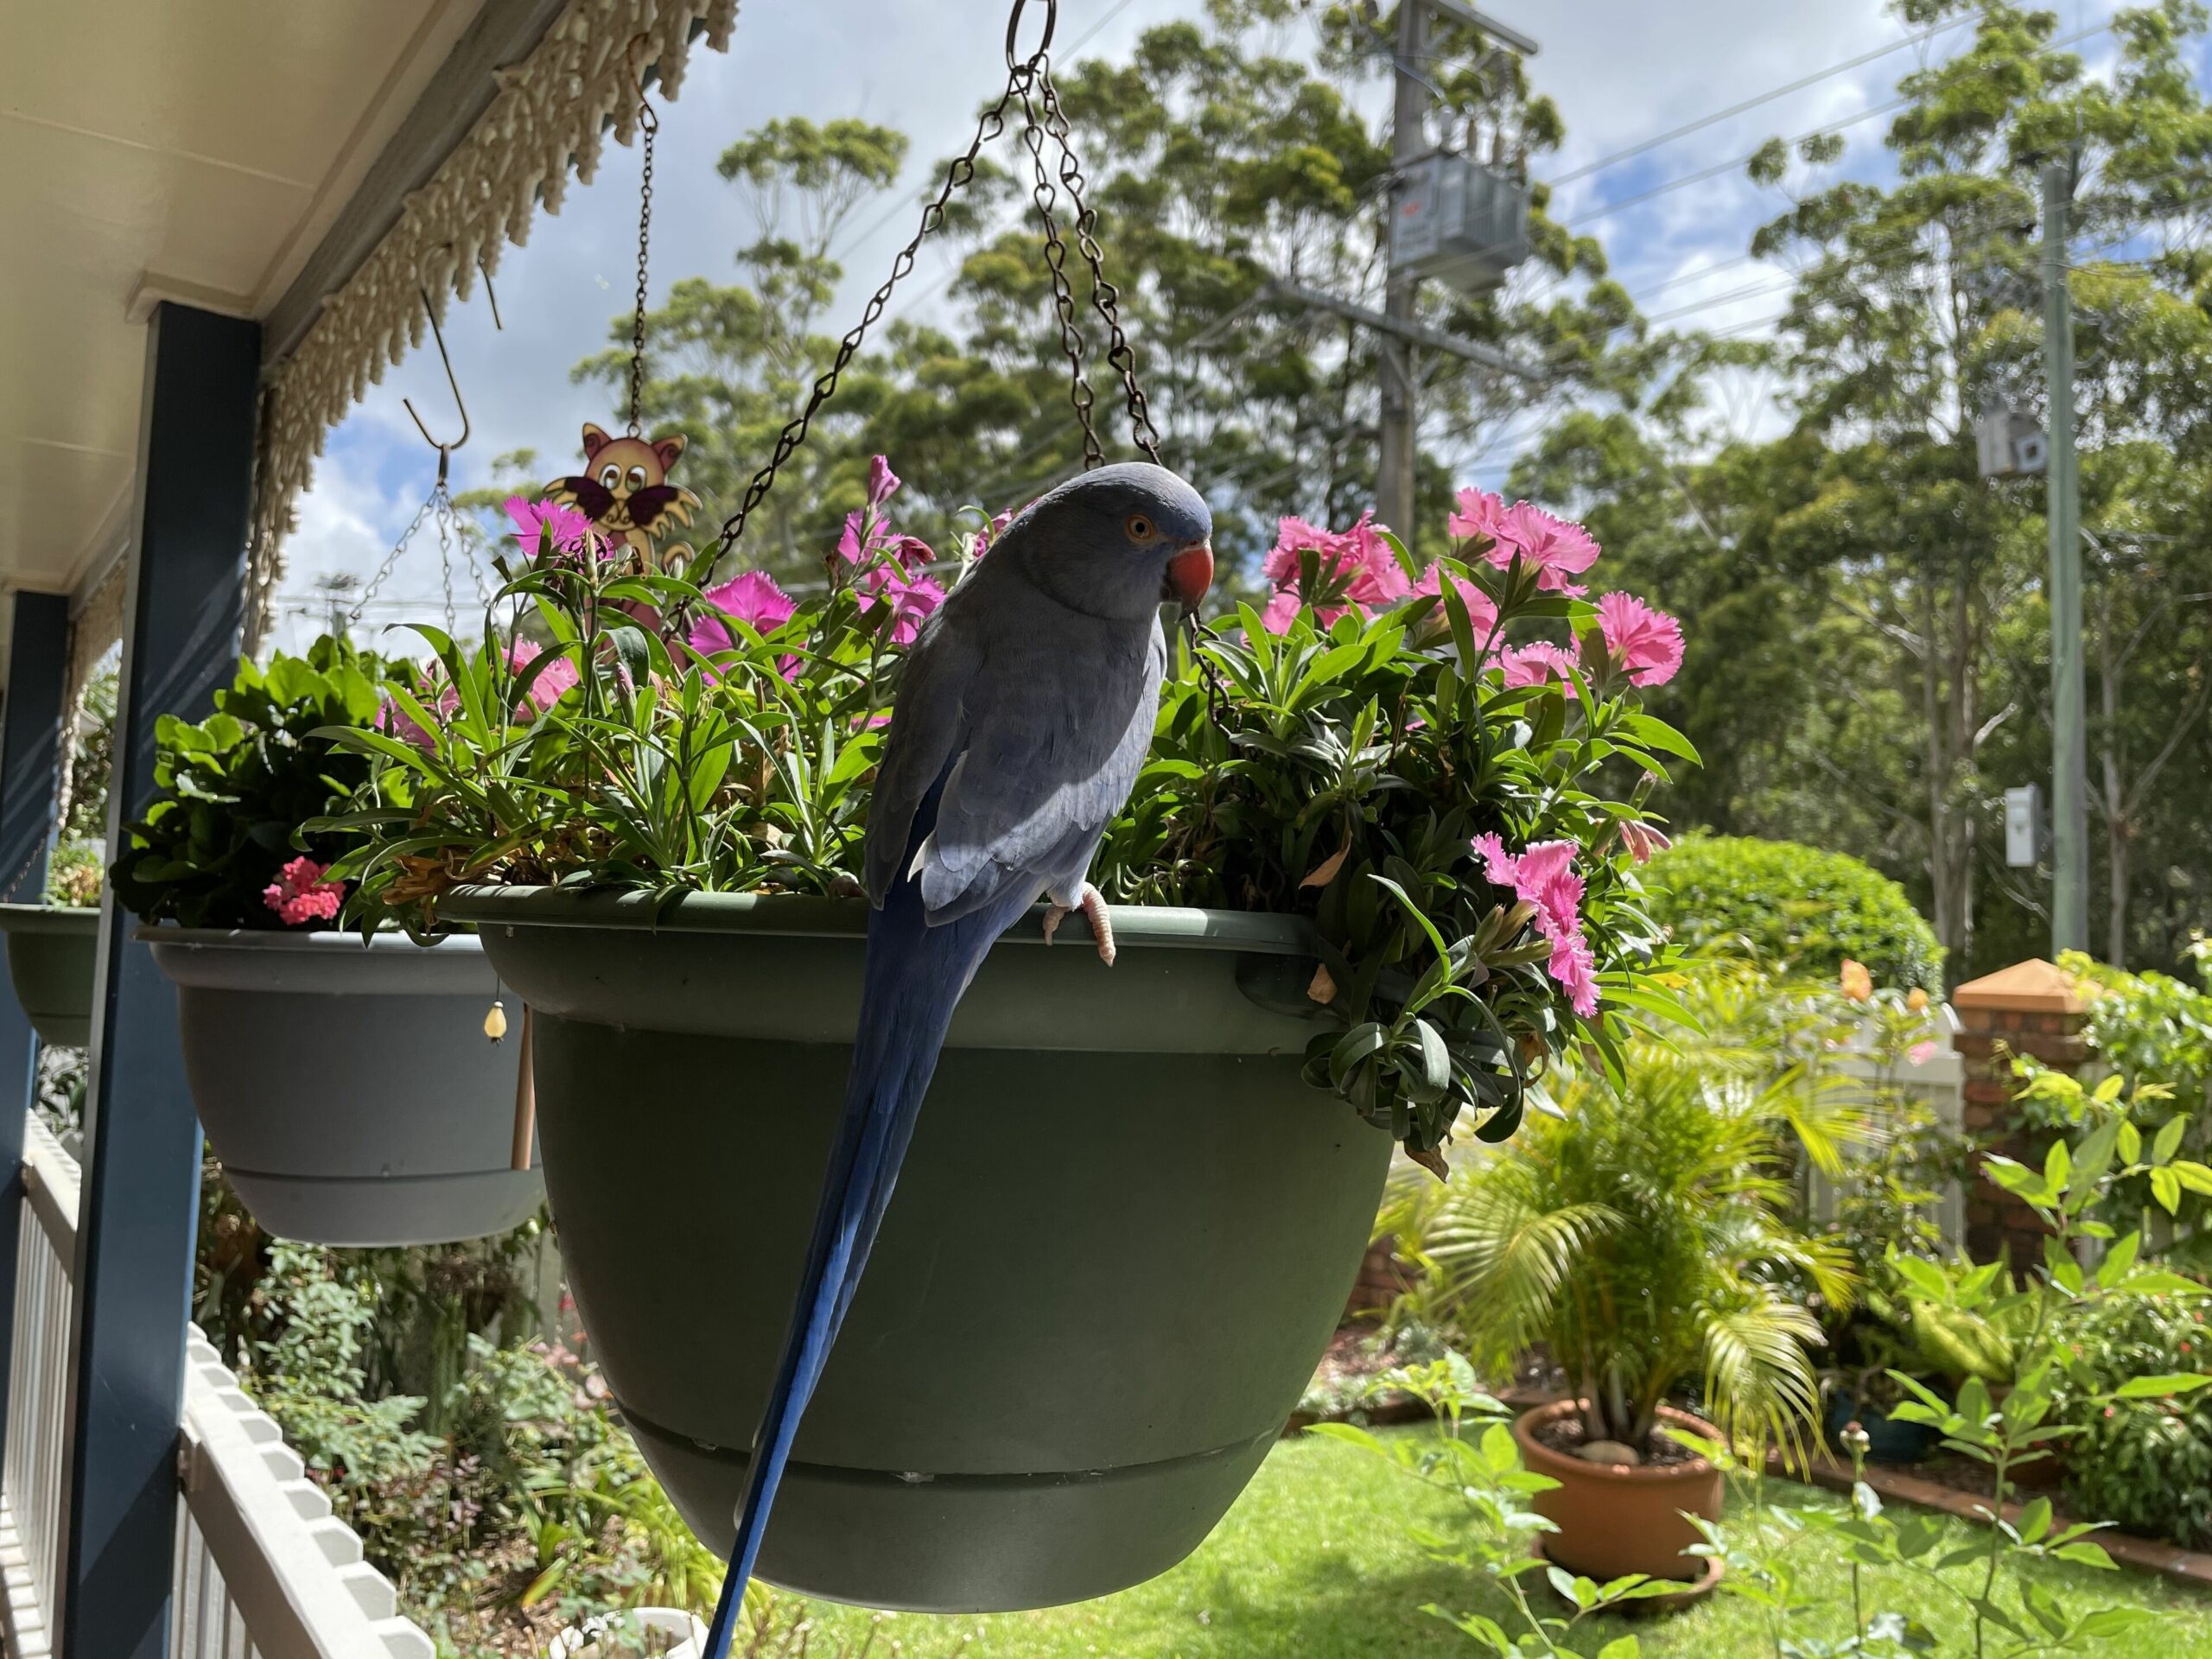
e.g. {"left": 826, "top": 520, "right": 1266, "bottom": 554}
{"left": 2108, "top": 1372, "right": 2212, "bottom": 1400}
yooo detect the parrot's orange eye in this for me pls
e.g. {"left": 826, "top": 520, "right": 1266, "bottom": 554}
{"left": 1125, "top": 513, "right": 1155, "bottom": 541}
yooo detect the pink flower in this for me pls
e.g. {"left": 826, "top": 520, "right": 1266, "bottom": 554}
{"left": 506, "top": 639, "right": 580, "bottom": 715}
{"left": 1413, "top": 562, "right": 1500, "bottom": 638}
{"left": 689, "top": 572, "right": 801, "bottom": 677}
{"left": 836, "top": 509, "right": 887, "bottom": 568}
{"left": 1259, "top": 588, "right": 1306, "bottom": 635}
{"left": 1334, "top": 515, "right": 1412, "bottom": 606}
{"left": 1447, "top": 487, "right": 1514, "bottom": 547}
{"left": 1261, "top": 517, "right": 1339, "bottom": 587}
{"left": 1595, "top": 592, "right": 1685, "bottom": 687}
{"left": 1471, "top": 833, "right": 1599, "bottom": 1017}
{"left": 504, "top": 496, "right": 593, "bottom": 556}
{"left": 861, "top": 566, "right": 945, "bottom": 646}
{"left": 691, "top": 571, "right": 797, "bottom": 645}
{"left": 1547, "top": 928, "right": 1599, "bottom": 1020}
{"left": 1617, "top": 819, "right": 1672, "bottom": 864}
{"left": 1501, "top": 641, "right": 1579, "bottom": 692}
{"left": 1261, "top": 512, "right": 1409, "bottom": 626}
{"left": 376, "top": 671, "right": 459, "bottom": 751}
{"left": 263, "top": 855, "right": 344, "bottom": 927}
{"left": 866, "top": 455, "right": 902, "bottom": 508}
{"left": 1908, "top": 1040, "right": 1941, "bottom": 1066}
{"left": 1491, "top": 502, "right": 1599, "bottom": 594}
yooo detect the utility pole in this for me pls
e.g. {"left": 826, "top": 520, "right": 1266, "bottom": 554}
{"left": 1376, "top": 0, "right": 1429, "bottom": 537}
{"left": 1375, "top": 1, "right": 1540, "bottom": 533}
{"left": 2042, "top": 156, "right": 2088, "bottom": 956}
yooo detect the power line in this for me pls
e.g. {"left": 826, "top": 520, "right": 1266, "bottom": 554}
{"left": 1555, "top": 20, "right": 2114, "bottom": 233}
{"left": 1548, "top": 10, "right": 1982, "bottom": 188}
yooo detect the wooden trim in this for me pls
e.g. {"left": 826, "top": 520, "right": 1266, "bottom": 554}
{"left": 258, "top": 0, "right": 573, "bottom": 370}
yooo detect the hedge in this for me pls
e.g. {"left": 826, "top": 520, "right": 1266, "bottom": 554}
{"left": 1644, "top": 834, "right": 1945, "bottom": 992}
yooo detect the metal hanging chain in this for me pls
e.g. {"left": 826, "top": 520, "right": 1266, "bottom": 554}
{"left": 349, "top": 490, "right": 442, "bottom": 624}
{"left": 715, "top": 73, "right": 1026, "bottom": 553}
{"left": 716, "top": 0, "right": 1166, "bottom": 552}
{"left": 627, "top": 84, "right": 658, "bottom": 436}
{"left": 1034, "top": 64, "right": 1163, "bottom": 464}
{"left": 436, "top": 494, "right": 461, "bottom": 636}
{"left": 1017, "top": 77, "right": 1104, "bottom": 468}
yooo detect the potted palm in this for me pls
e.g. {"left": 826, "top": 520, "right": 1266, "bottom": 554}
{"left": 108, "top": 639, "right": 541, "bottom": 1248}
{"left": 1408, "top": 1039, "right": 1852, "bottom": 1590}
{"left": 332, "top": 469, "right": 1699, "bottom": 1610}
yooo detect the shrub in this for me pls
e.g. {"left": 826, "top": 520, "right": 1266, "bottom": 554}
{"left": 107, "top": 639, "right": 396, "bottom": 929}
{"left": 2051, "top": 1292, "right": 2212, "bottom": 1548}
{"left": 1645, "top": 834, "right": 1943, "bottom": 991}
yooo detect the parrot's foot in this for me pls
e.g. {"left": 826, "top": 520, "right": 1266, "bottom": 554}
{"left": 1042, "top": 884, "right": 1116, "bottom": 966}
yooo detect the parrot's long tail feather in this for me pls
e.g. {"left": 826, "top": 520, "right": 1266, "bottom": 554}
{"left": 699, "top": 869, "right": 1033, "bottom": 1658}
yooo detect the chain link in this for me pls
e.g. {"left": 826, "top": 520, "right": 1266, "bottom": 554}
{"left": 436, "top": 497, "right": 460, "bottom": 637}
{"left": 716, "top": 0, "right": 1161, "bottom": 552}
{"left": 628, "top": 93, "right": 658, "bottom": 437}
{"left": 1017, "top": 77, "right": 1104, "bottom": 468}
{"left": 1035, "top": 64, "right": 1162, "bottom": 464}
{"left": 349, "top": 492, "right": 441, "bottom": 624}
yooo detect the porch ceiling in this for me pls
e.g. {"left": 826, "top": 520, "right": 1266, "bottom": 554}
{"left": 0, "top": 0, "right": 493, "bottom": 601}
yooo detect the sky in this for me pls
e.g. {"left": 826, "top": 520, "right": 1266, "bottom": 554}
{"left": 268, "top": 0, "right": 2160, "bottom": 653}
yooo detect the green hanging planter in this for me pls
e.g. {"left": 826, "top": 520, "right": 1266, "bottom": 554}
{"left": 442, "top": 885, "right": 1390, "bottom": 1614}
{"left": 0, "top": 903, "right": 99, "bottom": 1047}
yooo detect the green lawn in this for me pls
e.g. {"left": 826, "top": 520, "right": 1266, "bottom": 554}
{"left": 768, "top": 1428, "right": 2212, "bottom": 1658}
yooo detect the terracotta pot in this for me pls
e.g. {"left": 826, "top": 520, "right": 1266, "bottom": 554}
{"left": 1512, "top": 1400, "right": 1725, "bottom": 1584}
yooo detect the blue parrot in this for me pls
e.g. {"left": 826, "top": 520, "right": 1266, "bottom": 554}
{"left": 699, "top": 462, "right": 1215, "bottom": 1651}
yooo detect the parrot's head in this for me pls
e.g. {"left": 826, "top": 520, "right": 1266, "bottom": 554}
{"left": 1005, "top": 461, "right": 1214, "bottom": 622}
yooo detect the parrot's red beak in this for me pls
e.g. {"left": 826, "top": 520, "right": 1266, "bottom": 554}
{"left": 1164, "top": 543, "right": 1214, "bottom": 611}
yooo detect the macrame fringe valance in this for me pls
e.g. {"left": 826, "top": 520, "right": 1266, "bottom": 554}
{"left": 243, "top": 0, "right": 741, "bottom": 652}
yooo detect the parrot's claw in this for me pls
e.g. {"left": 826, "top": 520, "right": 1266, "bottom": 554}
{"left": 1042, "top": 884, "right": 1116, "bottom": 966}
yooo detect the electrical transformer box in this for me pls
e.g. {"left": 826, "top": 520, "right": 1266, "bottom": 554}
{"left": 1389, "top": 154, "right": 1532, "bottom": 296}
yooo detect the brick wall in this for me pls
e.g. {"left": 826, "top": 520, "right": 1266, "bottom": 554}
{"left": 1952, "top": 959, "right": 2089, "bottom": 1268}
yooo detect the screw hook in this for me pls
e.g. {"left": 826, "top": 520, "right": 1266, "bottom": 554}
{"left": 401, "top": 287, "right": 470, "bottom": 486}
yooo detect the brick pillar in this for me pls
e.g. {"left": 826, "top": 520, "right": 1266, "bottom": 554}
{"left": 1952, "top": 959, "right": 2090, "bottom": 1268}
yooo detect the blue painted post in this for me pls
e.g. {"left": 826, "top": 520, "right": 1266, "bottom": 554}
{"left": 0, "top": 592, "right": 73, "bottom": 1482}
{"left": 60, "top": 303, "right": 257, "bottom": 1659}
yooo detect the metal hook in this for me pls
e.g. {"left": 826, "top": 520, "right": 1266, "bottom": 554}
{"left": 480, "top": 260, "right": 503, "bottom": 331}
{"left": 402, "top": 287, "right": 469, "bottom": 486}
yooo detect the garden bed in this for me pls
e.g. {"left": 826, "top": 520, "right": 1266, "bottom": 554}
{"left": 1779, "top": 1446, "right": 2212, "bottom": 1590}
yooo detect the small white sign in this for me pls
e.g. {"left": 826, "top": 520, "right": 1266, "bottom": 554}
{"left": 2004, "top": 785, "right": 2042, "bottom": 868}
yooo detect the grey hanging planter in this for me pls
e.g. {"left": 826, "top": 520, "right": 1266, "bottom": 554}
{"left": 142, "top": 928, "right": 543, "bottom": 1248}
{"left": 0, "top": 903, "right": 99, "bottom": 1046}
{"left": 441, "top": 884, "right": 1391, "bottom": 1615}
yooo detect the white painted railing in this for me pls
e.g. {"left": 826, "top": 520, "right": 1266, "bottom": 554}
{"left": 0, "top": 1113, "right": 433, "bottom": 1658}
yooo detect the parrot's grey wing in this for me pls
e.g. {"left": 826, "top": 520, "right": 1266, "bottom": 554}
{"left": 918, "top": 623, "right": 1166, "bottom": 923}
{"left": 864, "top": 613, "right": 982, "bottom": 908}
